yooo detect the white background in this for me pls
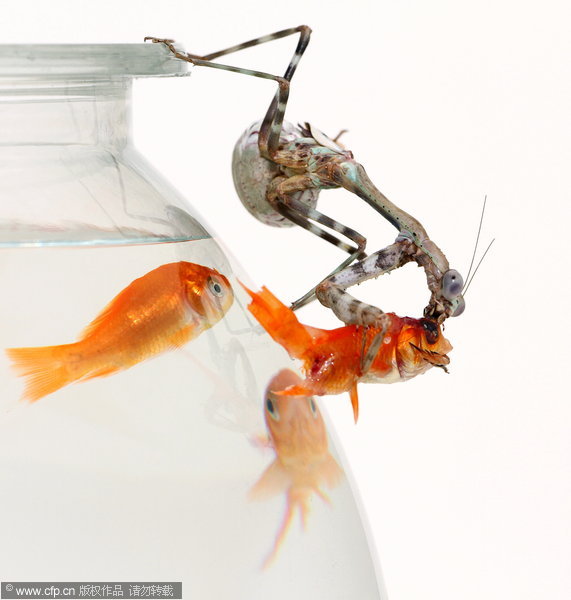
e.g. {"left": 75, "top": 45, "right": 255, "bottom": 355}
{"left": 4, "top": 1, "right": 570, "bottom": 598}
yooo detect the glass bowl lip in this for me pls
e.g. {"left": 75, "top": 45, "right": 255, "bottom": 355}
{"left": 0, "top": 43, "right": 190, "bottom": 79}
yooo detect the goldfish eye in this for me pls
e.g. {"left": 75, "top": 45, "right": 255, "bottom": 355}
{"left": 266, "top": 396, "right": 280, "bottom": 421}
{"left": 441, "top": 269, "right": 463, "bottom": 300}
{"left": 308, "top": 396, "right": 319, "bottom": 418}
{"left": 421, "top": 319, "right": 439, "bottom": 345}
{"left": 208, "top": 277, "right": 224, "bottom": 297}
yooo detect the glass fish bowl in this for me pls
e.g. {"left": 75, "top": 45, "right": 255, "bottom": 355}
{"left": 0, "top": 43, "right": 386, "bottom": 599}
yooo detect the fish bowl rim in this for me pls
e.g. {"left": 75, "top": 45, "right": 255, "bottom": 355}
{"left": 0, "top": 43, "right": 190, "bottom": 80}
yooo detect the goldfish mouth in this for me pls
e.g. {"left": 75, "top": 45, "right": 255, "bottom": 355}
{"left": 409, "top": 343, "right": 450, "bottom": 373}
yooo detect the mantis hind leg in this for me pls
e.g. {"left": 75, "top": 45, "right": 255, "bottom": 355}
{"left": 185, "top": 25, "right": 312, "bottom": 158}
{"left": 270, "top": 175, "right": 367, "bottom": 255}
{"left": 145, "top": 26, "right": 311, "bottom": 159}
{"left": 269, "top": 175, "right": 369, "bottom": 309}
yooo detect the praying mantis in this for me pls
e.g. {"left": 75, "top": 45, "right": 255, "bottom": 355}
{"left": 146, "top": 27, "right": 466, "bottom": 367}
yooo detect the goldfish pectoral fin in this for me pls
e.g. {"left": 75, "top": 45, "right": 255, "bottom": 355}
{"left": 6, "top": 345, "right": 74, "bottom": 403}
{"left": 322, "top": 454, "right": 345, "bottom": 489}
{"left": 349, "top": 384, "right": 360, "bottom": 423}
{"left": 249, "top": 433, "right": 273, "bottom": 450}
{"left": 167, "top": 325, "right": 197, "bottom": 349}
{"left": 248, "top": 461, "right": 290, "bottom": 501}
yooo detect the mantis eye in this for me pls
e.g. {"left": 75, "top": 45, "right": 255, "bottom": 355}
{"left": 451, "top": 295, "right": 466, "bottom": 317}
{"left": 442, "top": 269, "right": 464, "bottom": 300}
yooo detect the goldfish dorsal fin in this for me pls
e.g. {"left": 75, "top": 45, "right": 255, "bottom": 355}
{"left": 349, "top": 384, "right": 360, "bottom": 423}
{"left": 79, "top": 293, "right": 129, "bottom": 340}
{"left": 248, "top": 461, "right": 291, "bottom": 501}
{"left": 79, "top": 269, "right": 154, "bottom": 340}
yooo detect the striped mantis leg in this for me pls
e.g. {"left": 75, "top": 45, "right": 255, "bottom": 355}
{"left": 145, "top": 27, "right": 367, "bottom": 268}
{"left": 147, "top": 31, "right": 466, "bottom": 324}
{"left": 315, "top": 240, "right": 415, "bottom": 371}
{"left": 264, "top": 143, "right": 465, "bottom": 318}
{"left": 249, "top": 79, "right": 464, "bottom": 316}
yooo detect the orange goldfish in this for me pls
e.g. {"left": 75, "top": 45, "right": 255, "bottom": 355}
{"left": 250, "top": 369, "right": 343, "bottom": 568}
{"left": 243, "top": 285, "right": 452, "bottom": 422}
{"left": 7, "top": 261, "right": 234, "bottom": 402}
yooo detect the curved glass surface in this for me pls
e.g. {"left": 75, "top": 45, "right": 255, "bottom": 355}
{"left": 0, "top": 48, "right": 386, "bottom": 599}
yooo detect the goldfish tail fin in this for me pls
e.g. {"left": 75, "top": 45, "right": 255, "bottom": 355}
{"left": 240, "top": 283, "right": 313, "bottom": 358}
{"left": 6, "top": 344, "right": 75, "bottom": 402}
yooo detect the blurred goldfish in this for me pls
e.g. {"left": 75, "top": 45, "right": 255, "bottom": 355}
{"left": 250, "top": 369, "right": 343, "bottom": 568}
{"left": 243, "top": 285, "right": 452, "bottom": 422}
{"left": 7, "top": 262, "right": 234, "bottom": 402}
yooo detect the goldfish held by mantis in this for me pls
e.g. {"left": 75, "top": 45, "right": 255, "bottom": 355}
{"left": 243, "top": 285, "right": 452, "bottom": 422}
{"left": 7, "top": 261, "right": 234, "bottom": 402}
{"left": 250, "top": 369, "right": 343, "bottom": 568}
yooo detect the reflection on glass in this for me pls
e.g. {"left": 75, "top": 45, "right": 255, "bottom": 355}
{"left": 0, "top": 43, "right": 386, "bottom": 598}
{"left": 250, "top": 369, "right": 344, "bottom": 568}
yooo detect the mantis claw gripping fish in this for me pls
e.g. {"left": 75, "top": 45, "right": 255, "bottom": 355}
{"left": 243, "top": 284, "right": 452, "bottom": 423}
